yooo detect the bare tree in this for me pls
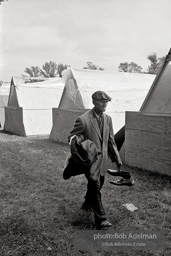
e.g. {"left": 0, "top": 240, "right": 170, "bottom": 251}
{"left": 57, "top": 63, "right": 69, "bottom": 77}
{"left": 41, "top": 61, "right": 58, "bottom": 78}
{"left": 24, "top": 66, "right": 41, "bottom": 77}
{"left": 23, "top": 61, "right": 70, "bottom": 83}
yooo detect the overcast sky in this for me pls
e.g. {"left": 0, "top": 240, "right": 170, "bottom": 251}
{"left": 0, "top": 0, "right": 171, "bottom": 81}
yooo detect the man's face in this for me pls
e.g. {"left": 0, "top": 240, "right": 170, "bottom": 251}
{"left": 93, "top": 100, "right": 108, "bottom": 113}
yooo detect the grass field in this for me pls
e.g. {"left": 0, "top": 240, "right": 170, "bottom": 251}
{"left": 0, "top": 131, "right": 170, "bottom": 256}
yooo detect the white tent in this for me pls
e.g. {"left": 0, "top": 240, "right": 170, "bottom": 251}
{"left": 125, "top": 48, "right": 171, "bottom": 175}
{"left": 4, "top": 77, "right": 64, "bottom": 136}
{"left": 50, "top": 68, "right": 155, "bottom": 145}
{"left": 59, "top": 68, "right": 156, "bottom": 132}
{"left": 0, "top": 83, "right": 10, "bottom": 128}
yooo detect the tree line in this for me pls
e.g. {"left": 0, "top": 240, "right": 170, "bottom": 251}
{"left": 118, "top": 53, "right": 165, "bottom": 74}
{"left": 23, "top": 61, "right": 104, "bottom": 83}
{"left": 23, "top": 52, "right": 165, "bottom": 83}
{"left": 23, "top": 62, "right": 69, "bottom": 78}
{"left": 22, "top": 62, "right": 69, "bottom": 83}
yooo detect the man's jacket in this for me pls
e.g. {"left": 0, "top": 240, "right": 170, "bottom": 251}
{"left": 63, "top": 135, "right": 100, "bottom": 180}
{"left": 68, "top": 109, "right": 122, "bottom": 181}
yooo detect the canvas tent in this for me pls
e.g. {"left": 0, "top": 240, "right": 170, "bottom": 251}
{"left": 0, "top": 83, "right": 10, "bottom": 128}
{"left": 125, "top": 49, "right": 171, "bottom": 175}
{"left": 50, "top": 68, "right": 155, "bottom": 147}
{"left": 4, "top": 77, "right": 64, "bottom": 136}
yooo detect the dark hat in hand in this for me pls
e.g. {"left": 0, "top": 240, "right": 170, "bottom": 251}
{"left": 92, "top": 91, "right": 111, "bottom": 101}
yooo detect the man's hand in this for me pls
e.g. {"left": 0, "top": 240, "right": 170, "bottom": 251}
{"left": 68, "top": 135, "right": 76, "bottom": 146}
{"left": 117, "top": 163, "right": 122, "bottom": 171}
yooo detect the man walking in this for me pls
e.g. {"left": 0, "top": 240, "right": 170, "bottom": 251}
{"left": 68, "top": 91, "right": 122, "bottom": 229}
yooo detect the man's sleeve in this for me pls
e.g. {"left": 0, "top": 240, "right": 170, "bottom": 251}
{"left": 68, "top": 117, "right": 85, "bottom": 143}
{"left": 108, "top": 117, "right": 122, "bottom": 166}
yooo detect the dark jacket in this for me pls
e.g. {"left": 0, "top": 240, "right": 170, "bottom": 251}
{"left": 63, "top": 135, "right": 100, "bottom": 180}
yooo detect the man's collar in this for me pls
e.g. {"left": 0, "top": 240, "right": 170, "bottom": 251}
{"left": 93, "top": 108, "right": 103, "bottom": 118}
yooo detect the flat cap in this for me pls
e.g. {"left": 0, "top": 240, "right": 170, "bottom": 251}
{"left": 92, "top": 91, "right": 111, "bottom": 101}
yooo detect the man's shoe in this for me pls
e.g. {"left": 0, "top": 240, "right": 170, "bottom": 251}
{"left": 110, "top": 178, "right": 134, "bottom": 186}
{"left": 107, "top": 169, "right": 121, "bottom": 176}
{"left": 96, "top": 220, "right": 112, "bottom": 229}
{"left": 107, "top": 169, "right": 131, "bottom": 179}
